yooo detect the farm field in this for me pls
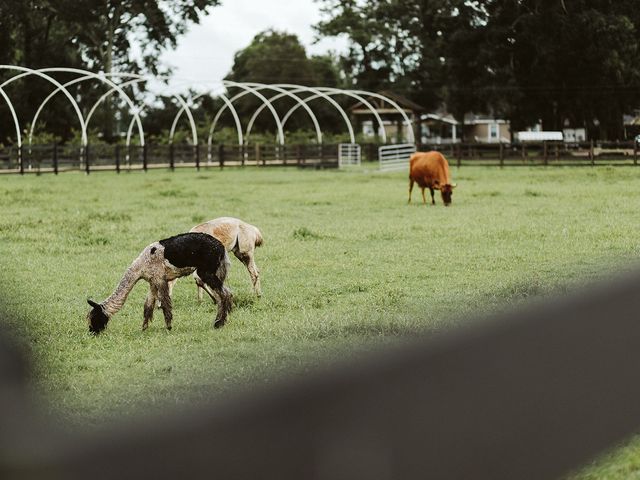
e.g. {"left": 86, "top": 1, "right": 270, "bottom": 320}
{"left": 1, "top": 164, "right": 640, "bottom": 477}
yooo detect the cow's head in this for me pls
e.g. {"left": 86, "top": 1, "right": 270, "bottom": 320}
{"left": 440, "top": 183, "right": 457, "bottom": 206}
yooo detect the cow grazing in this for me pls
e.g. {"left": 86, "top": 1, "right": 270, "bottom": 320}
{"left": 408, "top": 151, "right": 457, "bottom": 206}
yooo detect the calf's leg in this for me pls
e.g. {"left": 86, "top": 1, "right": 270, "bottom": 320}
{"left": 157, "top": 278, "right": 177, "bottom": 308}
{"left": 236, "top": 251, "right": 262, "bottom": 297}
{"left": 143, "top": 285, "right": 158, "bottom": 330}
{"left": 195, "top": 270, "right": 232, "bottom": 328}
{"left": 157, "top": 282, "right": 173, "bottom": 330}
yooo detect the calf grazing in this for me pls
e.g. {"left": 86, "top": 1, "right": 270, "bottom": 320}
{"left": 408, "top": 151, "right": 457, "bottom": 206}
{"left": 87, "top": 232, "right": 232, "bottom": 334}
{"left": 189, "top": 217, "right": 263, "bottom": 297}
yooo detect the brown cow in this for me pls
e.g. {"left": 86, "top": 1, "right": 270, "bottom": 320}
{"left": 408, "top": 151, "right": 457, "bottom": 206}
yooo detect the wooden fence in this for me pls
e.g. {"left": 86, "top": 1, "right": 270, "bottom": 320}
{"left": 0, "top": 141, "right": 638, "bottom": 175}
{"left": 3, "top": 268, "right": 640, "bottom": 479}
{"left": 0, "top": 143, "right": 341, "bottom": 174}
{"left": 423, "top": 140, "right": 639, "bottom": 167}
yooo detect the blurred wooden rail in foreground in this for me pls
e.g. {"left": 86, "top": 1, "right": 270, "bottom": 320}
{"left": 2, "top": 268, "right": 640, "bottom": 479}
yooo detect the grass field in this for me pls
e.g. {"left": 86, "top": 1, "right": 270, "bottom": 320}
{"left": 1, "top": 164, "right": 640, "bottom": 477}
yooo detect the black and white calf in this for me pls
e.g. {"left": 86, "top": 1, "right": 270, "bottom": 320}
{"left": 87, "top": 232, "right": 232, "bottom": 334}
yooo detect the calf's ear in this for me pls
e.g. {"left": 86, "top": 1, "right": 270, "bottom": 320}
{"left": 87, "top": 299, "right": 101, "bottom": 309}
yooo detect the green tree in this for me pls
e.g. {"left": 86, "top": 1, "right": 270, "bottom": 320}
{"left": 69, "top": 1, "right": 220, "bottom": 76}
{"left": 0, "top": 0, "right": 221, "bottom": 144}
{"left": 316, "top": 0, "right": 472, "bottom": 110}
{"left": 481, "top": 0, "right": 640, "bottom": 140}
{"left": 226, "top": 30, "right": 316, "bottom": 85}
{"left": 0, "top": 1, "right": 86, "bottom": 143}
{"left": 314, "top": 0, "right": 397, "bottom": 92}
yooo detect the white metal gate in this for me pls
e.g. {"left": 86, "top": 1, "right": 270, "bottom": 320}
{"left": 378, "top": 143, "right": 416, "bottom": 172}
{"left": 338, "top": 143, "right": 361, "bottom": 167}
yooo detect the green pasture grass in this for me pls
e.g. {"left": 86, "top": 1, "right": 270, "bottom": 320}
{"left": 1, "top": 165, "right": 640, "bottom": 477}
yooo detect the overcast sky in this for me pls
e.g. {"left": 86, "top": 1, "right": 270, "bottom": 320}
{"left": 159, "top": 0, "right": 347, "bottom": 88}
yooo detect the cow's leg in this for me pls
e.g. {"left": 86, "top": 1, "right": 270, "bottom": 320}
{"left": 143, "top": 285, "right": 158, "bottom": 330}
{"left": 420, "top": 187, "right": 427, "bottom": 205}
{"left": 429, "top": 188, "right": 436, "bottom": 205}
{"left": 408, "top": 178, "right": 414, "bottom": 204}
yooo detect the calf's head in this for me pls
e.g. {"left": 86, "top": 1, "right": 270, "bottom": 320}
{"left": 87, "top": 299, "right": 109, "bottom": 334}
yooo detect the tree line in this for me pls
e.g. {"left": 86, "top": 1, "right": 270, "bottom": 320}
{"left": 315, "top": 0, "right": 640, "bottom": 141}
{"left": 1, "top": 0, "right": 639, "bottom": 145}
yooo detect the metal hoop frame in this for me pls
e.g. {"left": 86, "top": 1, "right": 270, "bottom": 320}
{"left": 0, "top": 65, "right": 88, "bottom": 147}
{"left": 230, "top": 82, "right": 323, "bottom": 144}
{"left": 0, "top": 65, "right": 416, "bottom": 148}
{"left": 244, "top": 83, "right": 355, "bottom": 144}
{"left": 27, "top": 72, "right": 146, "bottom": 147}
{"left": 220, "top": 81, "right": 286, "bottom": 145}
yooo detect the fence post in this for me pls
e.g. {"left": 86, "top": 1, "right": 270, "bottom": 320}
{"left": 218, "top": 144, "right": 224, "bottom": 170}
{"left": 282, "top": 145, "right": 287, "bottom": 166}
{"left": 169, "top": 143, "right": 174, "bottom": 171}
{"left": 34, "top": 146, "right": 40, "bottom": 176}
{"left": 19, "top": 144, "right": 24, "bottom": 175}
{"left": 84, "top": 145, "right": 90, "bottom": 175}
{"left": 53, "top": 143, "right": 58, "bottom": 175}
{"left": 499, "top": 142, "right": 504, "bottom": 167}
{"left": 589, "top": 140, "right": 594, "bottom": 166}
{"left": 195, "top": 144, "right": 200, "bottom": 171}
{"left": 115, "top": 144, "right": 120, "bottom": 173}
{"left": 255, "top": 143, "right": 261, "bottom": 166}
{"left": 555, "top": 143, "right": 559, "bottom": 163}
{"left": 543, "top": 141, "right": 548, "bottom": 166}
{"left": 241, "top": 144, "right": 245, "bottom": 167}
{"left": 142, "top": 144, "right": 147, "bottom": 171}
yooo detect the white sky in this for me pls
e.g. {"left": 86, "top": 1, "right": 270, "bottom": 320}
{"left": 159, "top": 0, "right": 347, "bottom": 89}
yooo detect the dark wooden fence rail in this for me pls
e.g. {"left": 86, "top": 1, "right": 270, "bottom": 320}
{"left": 1, "top": 141, "right": 637, "bottom": 174}
{"left": 3, "top": 268, "right": 640, "bottom": 479}
{"left": 0, "top": 143, "right": 342, "bottom": 174}
{"left": 417, "top": 140, "right": 639, "bottom": 167}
